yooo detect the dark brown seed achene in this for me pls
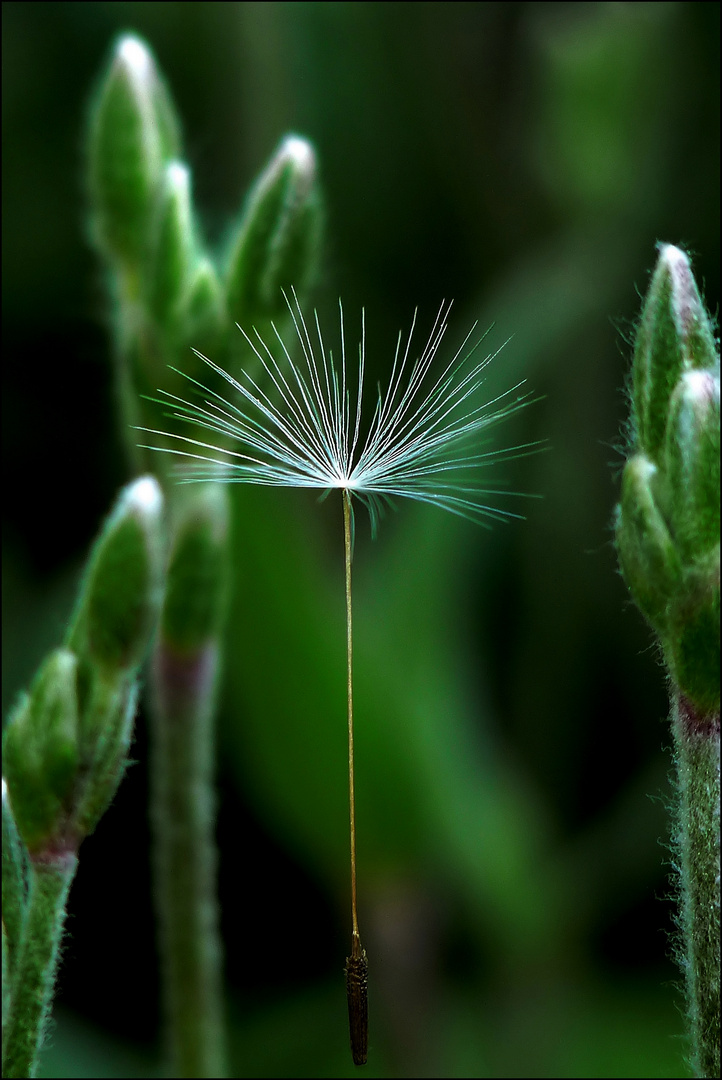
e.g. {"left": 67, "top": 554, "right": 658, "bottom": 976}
{"left": 345, "top": 944, "right": 368, "bottom": 1066}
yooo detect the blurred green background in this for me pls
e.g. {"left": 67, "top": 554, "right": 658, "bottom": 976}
{"left": 2, "top": 3, "right": 719, "bottom": 1077}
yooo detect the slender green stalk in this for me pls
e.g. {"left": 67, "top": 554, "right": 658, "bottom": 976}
{"left": 2, "top": 923, "right": 9, "bottom": 1033}
{"left": 2, "top": 780, "right": 28, "bottom": 978}
{"left": 149, "top": 484, "right": 229, "bottom": 1079}
{"left": 672, "top": 694, "right": 720, "bottom": 1079}
{"left": 150, "top": 641, "right": 226, "bottom": 1078}
{"left": 2, "top": 853, "right": 77, "bottom": 1079}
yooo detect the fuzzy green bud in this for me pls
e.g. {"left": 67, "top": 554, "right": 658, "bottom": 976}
{"left": 66, "top": 475, "right": 165, "bottom": 679}
{"left": 88, "top": 34, "right": 181, "bottom": 272}
{"left": 616, "top": 245, "right": 720, "bottom": 715}
{"left": 65, "top": 478, "right": 164, "bottom": 839}
{"left": 161, "top": 486, "right": 229, "bottom": 653}
{"left": 2, "top": 651, "right": 80, "bottom": 854}
{"left": 225, "top": 134, "right": 322, "bottom": 328}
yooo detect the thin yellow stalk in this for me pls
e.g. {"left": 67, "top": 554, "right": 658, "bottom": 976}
{"left": 343, "top": 489, "right": 360, "bottom": 943}
{"left": 343, "top": 489, "right": 368, "bottom": 1066}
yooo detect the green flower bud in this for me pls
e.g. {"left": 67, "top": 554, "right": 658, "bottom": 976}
{"left": 161, "top": 486, "right": 230, "bottom": 653}
{"left": 632, "top": 245, "right": 718, "bottom": 462}
{"left": 146, "top": 161, "right": 199, "bottom": 326}
{"left": 225, "top": 134, "right": 322, "bottom": 328}
{"left": 616, "top": 454, "right": 681, "bottom": 630}
{"left": 66, "top": 476, "right": 165, "bottom": 679}
{"left": 665, "top": 369, "right": 721, "bottom": 563}
{"left": 617, "top": 245, "right": 720, "bottom": 715}
{"left": 88, "top": 34, "right": 181, "bottom": 273}
{"left": 2, "top": 650, "right": 80, "bottom": 854}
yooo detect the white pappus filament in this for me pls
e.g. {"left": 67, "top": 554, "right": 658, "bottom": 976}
{"left": 139, "top": 290, "right": 540, "bottom": 535}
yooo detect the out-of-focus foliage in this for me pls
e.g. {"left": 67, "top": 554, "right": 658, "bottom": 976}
{"left": 3, "top": 3, "right": 718, "bottom": 1076}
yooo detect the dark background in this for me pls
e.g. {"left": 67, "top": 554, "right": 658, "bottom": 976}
{"left": 2, "top": 3, "right": 719, "bottom": 1077}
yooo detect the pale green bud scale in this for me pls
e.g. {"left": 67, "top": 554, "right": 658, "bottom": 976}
{"left": 73, "top": 679, "right": 140, "bottom": 840}
{"left": 146, "top": 161, "right": 198, "bottom": 325}
{"left": 632, "top": 245, "right": 688, "bottom": 460}
{"left": 665, "top": 369, "right": 721, "bottom": 562}
{"left": 180, "top": 256, "right": 226, "bottom": 360}
{"left": 616, "top": 454, "right": 681, "bottom": 629}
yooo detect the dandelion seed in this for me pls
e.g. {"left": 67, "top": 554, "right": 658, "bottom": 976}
{"left": 139, "top": 290, "right": 541, "bottom": 1066}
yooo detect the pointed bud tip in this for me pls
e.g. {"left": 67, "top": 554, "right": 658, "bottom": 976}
{"left": 115, "top": 34, "right": 154, "bottom": 79}
{"left": 123, "top": 475, "right": 163, "bottom": 516}
{"left": 280, "top": 135, "right": 316, "bottom": 174}
{"left": 166, "top": 160, "right": 190, "bottom": 189}
{"left": 656, "top": 243, "right": 694, "bottom": 304}
{"left": 656, "top": 243, "right": 716, "bottom": 364}
{"left": 266, "top": 134, "right": 317, "bottom": 200}
{"left": 657, "top": 243, "right": 689, "bottom": 271}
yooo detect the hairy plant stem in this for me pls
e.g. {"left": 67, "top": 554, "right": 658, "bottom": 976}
{"left": 2, "top": 851, "right": 77, "bottom": 1079}
{"left": 672, "top": 692, "right": 720, "bottom": 1079}
{"left": 2, "top": 785, "right": 28, "bottom": 979}
{"left": 150, "top": 642, "right": 226, "bottom": 1078}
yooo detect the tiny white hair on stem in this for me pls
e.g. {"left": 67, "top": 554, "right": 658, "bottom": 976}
{"left": 138, "top": 289, "right": 541, "bottom": 536}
